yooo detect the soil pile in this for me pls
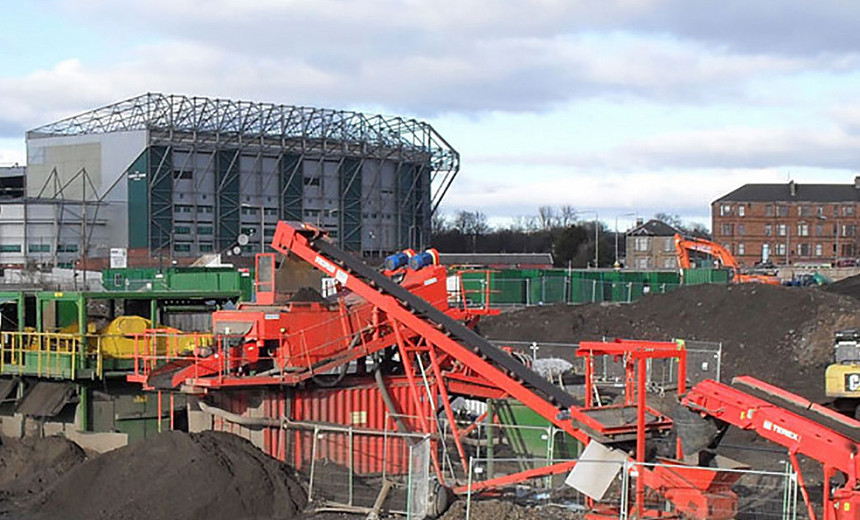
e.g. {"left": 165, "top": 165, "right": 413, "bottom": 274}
{"left": 480, "top": 284, "right": 860, "bottom": 399}
{"left": 29, "top": 430, "right": 306, "bottom": 520}
{"left": 822, "top": 274, "right": 860, "bottom": 300}
{"left": 440, "top": 499, "right": 583, "bottom": 520}
{"left": 0, "top": 436, "right": 86, "bottom": 512}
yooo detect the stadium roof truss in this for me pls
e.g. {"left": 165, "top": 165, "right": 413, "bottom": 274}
{"left": 28, "top": 93, "right": 460, "bottom": 213}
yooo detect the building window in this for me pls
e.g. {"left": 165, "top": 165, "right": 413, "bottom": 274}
{"left": 28, "top": 244, "right": 50, "bottom": 253}
{"left": 662, "top": 258, "right": 676, "bottom": 268}
{"left": 798, "top": 206, "right": 811, "bottom": 217}
{"left": 0, "top": 244, "right": 21, "bottom": 253}
{"left": 815, "top": 224, "right": 824, "bottom": 237}
{"left": 844, "top": 206, "right": 856, "bottom": 217}
{"left": 843, "top": 244, "right": 857, "bottom": 257}
{"left": 737, "top": 243, "right": 745, "bottom": 255}
{"left": 776, "top": 243, "right": 786, "bottom": 255}
{"left": 264, "top": 208, "right": 279, "bottom": 216}
{"left": 200, "top": 243, "right": 214, "bottom": 253}
{"left": 738, "top": 224, "right": 745, "bottom": 236}
{"left": 798, "top": 243, "right": 811, "bottom": 256}
{"left": 173, "top": 170, "right": 193, "bottom": 180}
{"left": 635, "top": 257, "right": 650, "bottom": 269}
{"left": 57, "top": 244, "right": 78, "bottom": 253}
{"left": 738, "top": 205, "right": 745, "bottom": 217}
{"left": 815, "top": 243, "right": 823, "bottom": 257}
{"left": 173, "top": 242, "right": 192, "bottom": 252}
{"left": 765, "top": 205, "right": 773, "bottom": 217}
{"left": 175, "top": 226, "right": 191, "bottom": 235}
{"left": 817, "top": 206, "right": 824, "bottom": 216}
{"left": 777, "top": 224, "right": 787, "bottom": 237}
{"left": 764, "top": 224, "right": 772, "bottom": 236}
{"left": 241, "top": 227, "right": 257, "bottom": 236}
{"left": 720, "top": 204, "right": 732, "bottom": 216}
{"left": 198, "top": 205, "right": 214, "bottom": 214}
{"left": 843, "top": 224, "right": 857, "bottom": 237}
{"left": 241, "top": 206, "right": 260, "bottom": 215}
{"left": 198, "top": 226, "right": 214, "bottom": 235}
{"left": 722, "top": 243, "right": 732, "bottom": 254}
{"left": 776, "top": 205, "right": 788, "bottom": 217}
{"left": 634, "top": 237, "right": 650, "bottom": 251}
{"left": 303, "top": 177, "right": 321, "bottom": 187}
{"left": 662, "top": 237, "right": 673, "bottom": 252}
{"left": 721, "top": 223, "right": 733, "bottom": 236}
{"left": 797, "top": 223, "right": 809, "bottom": 237}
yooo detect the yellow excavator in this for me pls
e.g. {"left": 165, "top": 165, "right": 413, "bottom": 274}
{"left": 825, "top": 329, "right": 860, "bottom": 419}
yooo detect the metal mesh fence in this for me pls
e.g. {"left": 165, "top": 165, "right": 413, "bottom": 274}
{"left": 492, "top": 339, "right": 722, "bottom": 392}
{"left": 462, "top": 457, "right": 799, "bottom": 520}
{"left": 463, "top": 277, "right": 684, "bottom": 306}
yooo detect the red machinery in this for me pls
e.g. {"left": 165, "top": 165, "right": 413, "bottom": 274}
{"left": 683, "top": 376, "right": 860, "bottom": 520}
{"left": 674, "top": 233, "right": 780, "bottom": 284}
{"left": 128, "top": 221, "right": 860, "bottom": 519}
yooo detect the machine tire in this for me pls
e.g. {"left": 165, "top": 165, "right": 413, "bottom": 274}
{"left": 854, "top": 403, "right": 860, "bottom": 422}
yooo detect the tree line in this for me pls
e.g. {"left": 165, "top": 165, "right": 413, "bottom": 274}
{"left": 430, "top": 206, "right": 709, "bottom": 268}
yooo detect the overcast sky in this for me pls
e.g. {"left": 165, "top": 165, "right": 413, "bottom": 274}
{"left": 1, "top": 1, "right": 859, "bottom": 230}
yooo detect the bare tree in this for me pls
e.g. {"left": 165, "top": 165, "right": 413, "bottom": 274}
{"left": 559, "top": 205, "right": 577, "bottom": 227}
{"left": 538, "top": 205, "right": 558, "bottom": 231}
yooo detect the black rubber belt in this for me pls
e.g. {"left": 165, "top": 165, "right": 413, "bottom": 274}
{"left": 733, "top": 378, "right": 860, "bottom": 444}
{"left": 313, "top": 238, "right": 577, "bottom": 410}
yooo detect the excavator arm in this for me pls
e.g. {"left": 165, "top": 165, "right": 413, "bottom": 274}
{"left": 673, "top": 233, "right": 780, "bottom": 285}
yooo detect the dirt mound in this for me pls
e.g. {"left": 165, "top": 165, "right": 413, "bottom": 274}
{"left": 29, "top": 430, "right": 306, "bottom": 520}
{"left": 822, "top": 274, "right": 860, "bottom": 300}
{"left": 440, "top": 499, "right": 583, "bottom": 520}
{"left": 481, "top": 284, "right": 860, "bottom": 400}
{"left": 0, "top": 435, "right": 86, "bottom": 512}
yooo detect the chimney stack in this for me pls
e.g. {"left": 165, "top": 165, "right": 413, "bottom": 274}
{"left": 789, "top": 180, "right": 797, "bottom": 197}
{"left": 854, "top": 175, "right": 860, "bottom": 190}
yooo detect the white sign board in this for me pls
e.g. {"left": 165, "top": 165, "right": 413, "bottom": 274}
{"left": 110, "top": 248, "right": 128, "bottom": 269}
{"left": 565, "top": 441, "right": 627, "bottom": 501}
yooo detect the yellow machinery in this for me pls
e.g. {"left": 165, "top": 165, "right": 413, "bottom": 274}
{"left": 825, "top": 329, "right": 860, "bottom": 419}
{"left": 55, "top": 316, "right": 210, "bottom": 358}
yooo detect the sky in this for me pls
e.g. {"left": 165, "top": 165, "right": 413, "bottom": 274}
{"left": 1, "top": 1, "right": 859, "bottom": 231}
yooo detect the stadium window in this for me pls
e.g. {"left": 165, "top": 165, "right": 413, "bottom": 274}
{"left": 200, "top": 243, "right": 214, "bottom": 253}
{"left": 173, "top": 242, "right": 192, "bottom": 252}
{"left": 173, "top": 170, "right": 193, "bottom": 180}
{"left": 0, "top": 244, "right": 21, "bottom": 253}
{"left": 198, "top": 226, "right": 214, "bottom": 235}
{"left": 175, "top": 226, "right": 191, "bottom": 235}
{"left": 27, "top": 244, "right": 50, "bottom": 253}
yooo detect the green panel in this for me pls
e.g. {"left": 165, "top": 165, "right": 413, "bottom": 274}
{"left": 280, "top": 154, "right": 303, "bottom": 221}
{"left": 496, "top": 399, "right": 582, "bottom": 460}
{"left": 148, "top": 146, "right": 173, "bottom": 251}
{"left": 340, "top": 158, "right": 362, "bottom": 251}
{"left": 216, "top": 149, "right": 241, "bottom": 251}
{"left": 127, "top": 150, "right": 150, "bottom": 248}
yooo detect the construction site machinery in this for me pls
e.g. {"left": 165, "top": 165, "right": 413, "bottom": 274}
{"left": 128, "top": 221, "right": 860, "bottom": 519}
{"left": 827, "top": 329, "right": 860, "bottom": 419}
{"left": 674, "top": 233, "right": 781, "bottom": 285}
{"left": 683, "top": 376, "right": 860, "bottom": 520}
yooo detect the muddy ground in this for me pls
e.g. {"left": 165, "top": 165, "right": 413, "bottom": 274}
{"left": 0, "top": 432, "right": 306, "bottom": 520}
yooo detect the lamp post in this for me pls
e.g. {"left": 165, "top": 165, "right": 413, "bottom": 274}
{"left": 615, "top": 212, "right": 637, "bottom": 267}
{"left": 579, "top": 210, "right": 600, "bottom": 268}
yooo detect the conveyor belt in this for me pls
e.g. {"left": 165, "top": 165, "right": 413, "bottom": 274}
{"left": 732, "top": 377, "right": 860, "bottom": 444}
{"left": 312, "top": 238, "right": 577, "bottom": 410}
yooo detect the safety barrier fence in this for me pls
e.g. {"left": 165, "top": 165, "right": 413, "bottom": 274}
{"left": 463, "top": 457, "right": 799, "bottom": 520}
{"left": 492, "top": 339, "right": 722, "bottom": 390}
{"left": 292, "top": 415, "right": 433, "bottom": 519}
{"left": 460, "top": 276, "right": 685, "bottom": 307}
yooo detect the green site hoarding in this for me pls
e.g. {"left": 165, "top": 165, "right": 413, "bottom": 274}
{"left": 459, "top": 268, "right": 727, "bottom": 306}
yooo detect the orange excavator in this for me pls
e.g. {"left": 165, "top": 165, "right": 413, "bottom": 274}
{"left": 674, "top": 233, "right": 781, "bottom": 285}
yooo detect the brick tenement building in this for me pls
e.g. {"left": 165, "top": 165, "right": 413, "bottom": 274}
{"left": 712, "top": 179, "right": 860, "bottom": 266}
